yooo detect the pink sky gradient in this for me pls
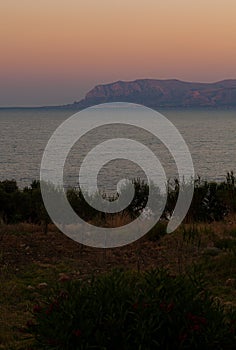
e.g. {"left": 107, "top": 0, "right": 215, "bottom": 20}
{"left": 0, "top": 0, "right": 236, "bottom": 106}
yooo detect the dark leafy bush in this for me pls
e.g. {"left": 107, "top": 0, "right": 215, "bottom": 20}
{"left": 214, "top": 238, "right": 236, "bottom": 255}
{"left": 0, "top": 172, "right": 236, "bottom": 227}
{"left": 0, "top": 179, "right": 18, "bottom": 193}
{"left": 228, "top": 229, "right": 236, "bottom": 238}
{"left": 27, "top": 269, "right": 236, "bottom": 349}
{"left": 0, "top": 179, "right": 49, "bottom": 226}
{"left": 185, "top": 178, "right": 228, "bottom": 223}
{"left": 145, "top": 221, "right": 167, "bottom": 241}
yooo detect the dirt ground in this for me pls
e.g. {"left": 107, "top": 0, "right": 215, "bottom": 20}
{"left": 0, "top": 226, "right": 176, "bottom": 275}
{"left": 1, "top": 218, "right": 236, "bottom": 276}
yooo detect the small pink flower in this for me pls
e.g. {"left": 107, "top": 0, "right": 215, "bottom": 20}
{"left": 229, "top": 320, "right": 235, "bottom": 334}
{"left": 46, "top": 303, "right": 54, "bottom": 315}
{"left": 59, "top": 290, "right": 69, "bottom": 299}
{"left": 186, "top": 312, "right": 195, "bottom": 320}
{"left": 192, "top": 324, "right": 200, "bottom": 331}
{"left": 73, "top": 329, "right": 82, "bottom": 337}
{"left": 160, "top": 302, "right": 166, "bottom": 311}
{"left": 179, "top": 332, "right": 187, "bottom": 343}
{"left": 33, "top": 304, "right": 42, "bottom": 313}
{"left": 167, "top": 302, "right": 174, "bottom": 312}
{"left": 47, "top": 338, "right": 59, "bottom": 346}
{"left": 58, "top": 273, "right": 71, "bottom": 282}
{"left": 26, "top": 320, "right": 34, "bottom": 328}
{"left": 199, "top": 316, "right": 207, "bottom": 325}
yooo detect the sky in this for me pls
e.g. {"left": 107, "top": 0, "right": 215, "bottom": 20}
{"left": 0, "top": 0, "right": 236, "bottom": 106}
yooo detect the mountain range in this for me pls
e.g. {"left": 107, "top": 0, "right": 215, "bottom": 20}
{"left": 65, "top": 79, "right": 236, "bottom": 109}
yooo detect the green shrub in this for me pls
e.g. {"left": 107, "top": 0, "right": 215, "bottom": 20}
{"left": 26, "top": 269, "right": 236, "bottom": 349}
{"left": 228, "top": 229, "right": 236, "bottom": 239}
{"left": 1, "top": 173, "right": 236, "bottom": 227}
{"left": 145, "top": 221, "right": 167, "bottom": 241}
{"left": 181, "top": 225, "right": 201, "bottom": 246}
{"left": 214, "top": 238, "right": 236, "bottom": 255}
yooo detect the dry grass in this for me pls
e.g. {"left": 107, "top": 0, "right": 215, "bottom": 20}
{"left": 88, "top": 211, "right": 133, "bottom": 227}
{"left": 0, "top": 222, "right": 58, "bottom": 238}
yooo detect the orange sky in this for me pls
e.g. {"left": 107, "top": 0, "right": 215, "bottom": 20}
{"left": 0, "top": 0, "right": 236, "bottom": 106}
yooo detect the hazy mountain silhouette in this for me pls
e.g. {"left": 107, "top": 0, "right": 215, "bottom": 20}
{"left": 65, "top": 79, "right": 236, "bottom": 109}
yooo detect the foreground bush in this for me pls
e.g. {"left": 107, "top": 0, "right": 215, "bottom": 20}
{"left": 27, "top": 269, "right": 236, "bottom": 349}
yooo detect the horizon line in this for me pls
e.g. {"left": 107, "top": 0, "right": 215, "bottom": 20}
{"left": 1, "top": 77, "right": 236, "bottom": 109}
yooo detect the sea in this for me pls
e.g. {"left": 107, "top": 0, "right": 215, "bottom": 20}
{"left": 0, "top": 107, "right": 235, "bottom": 192}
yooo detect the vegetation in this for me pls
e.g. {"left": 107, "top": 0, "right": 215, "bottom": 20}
{"left": 24, "top": 269, "right": 236, "bottom": 350}
{"left": 1, "top": 172, "right": 236, "bottom": 349}
{"left": 0, "top": 171, "right": 236, "bottom": 230}
{"left": 1, "top": 221, "right": 236, "bottom": 349}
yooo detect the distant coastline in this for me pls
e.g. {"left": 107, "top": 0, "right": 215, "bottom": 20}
{"left": 1, "top": 105, "right": 236, "bottom": 112}
{"left": 1, "top": 78, "right": 236, "bottom": 110}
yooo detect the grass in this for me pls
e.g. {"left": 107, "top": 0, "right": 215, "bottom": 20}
{"left": 0, "top": 264, "right": 60, "bottom": 349}
{"left": 199, "top": 253, "right": 236, "bottom": 304}
{"left": 0, "top": 219, "right": 236, "bottom": 349}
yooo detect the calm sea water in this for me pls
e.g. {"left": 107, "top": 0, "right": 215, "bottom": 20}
{"left": 0, "top": 107, "right": 235, "bottom": 190}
